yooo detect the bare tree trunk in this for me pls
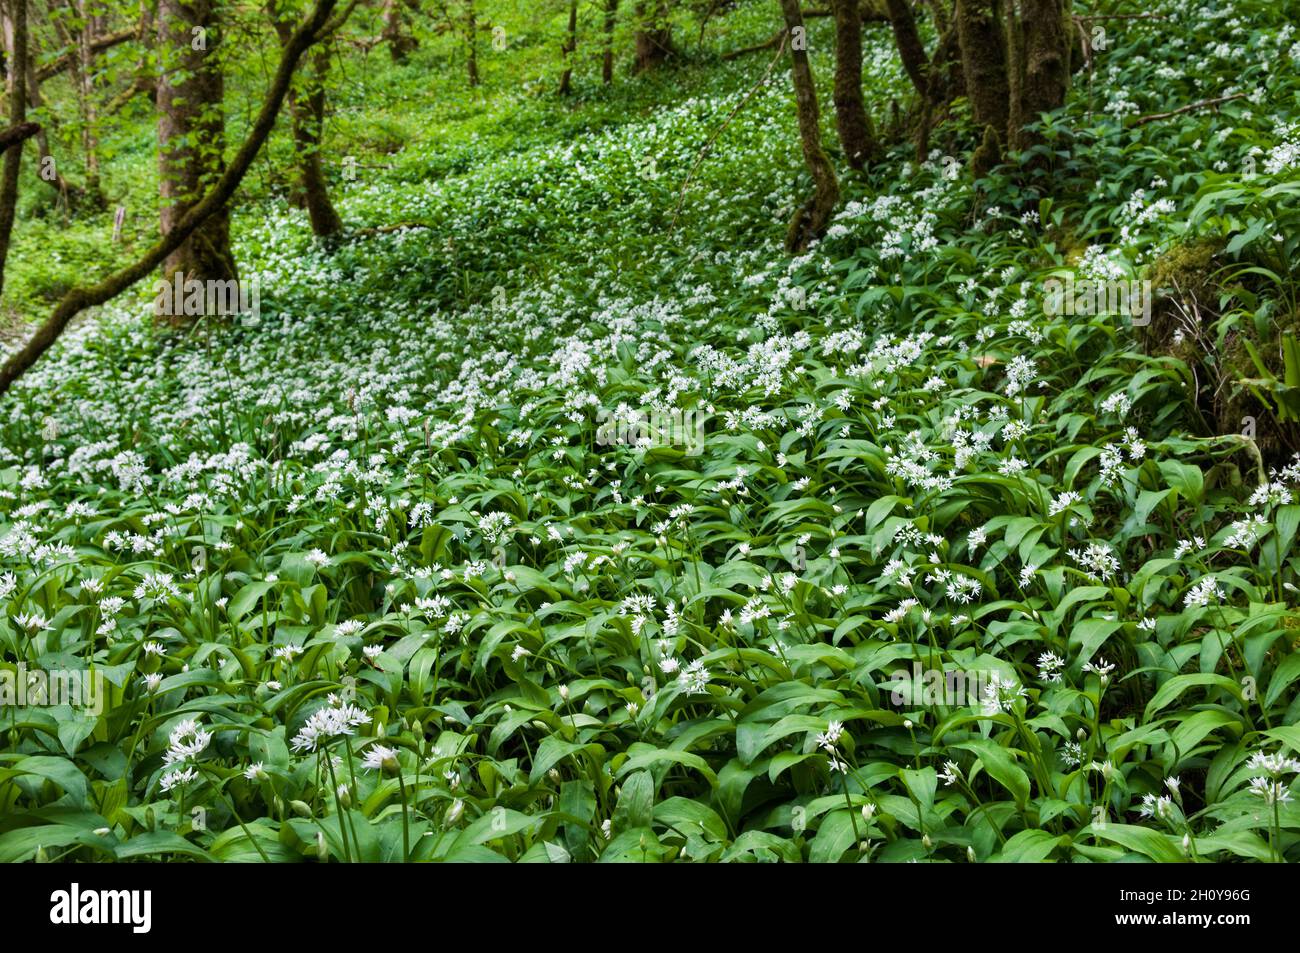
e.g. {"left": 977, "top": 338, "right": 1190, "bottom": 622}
{"left": 830, "top": 0, "right": 878, "bottom": 170}
{"left": 602, "top": 0, "right": 618, "bottom": 83}
{"left": 158, "top": 0, "right": 237, "bottom": 293}
{"left": 0, "top": 0, "right": 28, "bottom": 300}
{"left": 780, "top": 0, "right": 838, "bottom": 252}
{"left": 558, "top": 0, "right": 577, "bottom": 95}
{"left": 884, "top": 0, "right": 927, "bottom": 97}
{"left": 633, "top": 0, "right": 672, "bottom": 73}
{"left": 271, "top": 6, "right": 342, "bottom": 237}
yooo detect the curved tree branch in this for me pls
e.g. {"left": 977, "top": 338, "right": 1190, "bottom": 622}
{"left": 0, "top": 122, "right": 40, "bottom": 151}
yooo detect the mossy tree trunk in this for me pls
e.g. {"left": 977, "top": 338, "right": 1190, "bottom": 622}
{"left": 633, "top": 0, "right": 673, "bottom": 73}
{"left": 0, "top": 0, "right": 28, "bottom": 300}
{"left": 271, "top": 4, "right": 342, "bottom": 238}
{"left": 158, "top": 0, "right": 238, "bottom": 293}
{"left": 954, "top": 0, "right": 1010, "bottom": 176}
{"left": 381, "top": 0, "right": 416, "bottom": 63}
{"left": 558, "top": 0, "right": 578, "bottom": 95}
{"left": 1008, "top": 0, "right": 1070, "bottom": 152}
{"left": 464, "top": 0, "right": 480, "bottom": 87}
{"left": 955, "top": 0, "right": 1009, "bottom": 137}
{"left": 830, "top": 0, "right": 879, "bottom": 170}
{"left": 602, "top": 0, "right": 618, "bottom": 83}
{"left": 780, "top": 0, "right": 838, "bottom": 252}
{"left": 884, "top": 0, "right": 928, "bottom": 97}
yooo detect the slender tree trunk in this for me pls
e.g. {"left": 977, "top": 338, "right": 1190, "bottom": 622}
{"left": 0, "top": 0, "right": 28, "bottom": 300}
{"left": 913, "top": 22, "right": 958, "bottom": 159}
{"left": 158, "top": 0, "right": 237, "bottom": 294}
{"left": 465, "top": 1, "right": 479, "bottom": 86}
{"left": 70, "top": 0, "right": 104, "bottom": 206}
{"left": 558, "top": 0, "right": 577, "bottom": 95}
{"left": 830, "top": 0, "right": 878, "bottom": 170}
{"left": 20, "top": 40, "right": 71, "bottom": 197}
{"left": 271, "top": 7, "right": 342, "bottom": 237}
{"left": 381, "top": 0, "right": 416, "bottom": 62}
{"left": 884, "top": 0, "right": 928, "bottom": 97}
{"left": 633, "top": 0, "right": 672, "bottom": 73}
{"left": 780, "top": 0, "right": 838, "bottom": 252}
{"left": 294, "top": 48, "right": 342, "bottom": 236}
{"left": 602, "top": 0, "right": 618, "bottom": 83}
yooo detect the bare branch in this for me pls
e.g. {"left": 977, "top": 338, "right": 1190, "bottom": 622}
{"left": 1130, "top": 93, "right": 1246, "bottom": 128}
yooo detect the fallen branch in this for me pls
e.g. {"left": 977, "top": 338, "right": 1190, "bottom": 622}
{"left": 1074, "top": 12, "right": 1168, "bottom": 21}
{"left": 1130, "top": 93, "right": 1246, "bottom": 128}
{"left": 0, "top": 0, "right": 341, "bottom": 398}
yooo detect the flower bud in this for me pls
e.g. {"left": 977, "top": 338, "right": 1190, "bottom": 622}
{"left": 446, "top": 798, "right": 465, "bottom": 824}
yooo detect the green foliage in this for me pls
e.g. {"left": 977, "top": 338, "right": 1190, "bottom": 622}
{"left": 2, "top": 0, "right": 1300, "bottom": 863}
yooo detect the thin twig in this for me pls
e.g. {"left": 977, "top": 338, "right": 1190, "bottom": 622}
{"left": 1130, "top": 93, "right": 1246, "bottom": 128}
{"left": 1074, "top": 12, "right": 1167, "bottom": 21}
{"left": 668, "top": 33, "right": 789, "bottom": 234}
